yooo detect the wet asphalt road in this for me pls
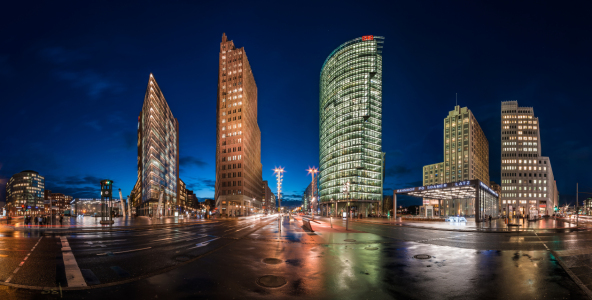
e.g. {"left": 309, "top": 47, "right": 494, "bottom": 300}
{"left": 0, "top": 216, "right": 589, "bottom": 299}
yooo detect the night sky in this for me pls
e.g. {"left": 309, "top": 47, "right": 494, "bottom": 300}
{"left": 1, "top": 1, "right": 591, "bottom": 207}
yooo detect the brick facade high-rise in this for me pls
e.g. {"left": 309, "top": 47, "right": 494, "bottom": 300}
{"left": 215, "top": 33, "right": 263, "bottom": 216}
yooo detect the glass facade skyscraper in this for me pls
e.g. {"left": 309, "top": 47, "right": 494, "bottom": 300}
{"left": 319, "top": 35, "right": 385, "bottom": 217}
{"left": 132, "top": 73, "right": 180, "bottom": 216}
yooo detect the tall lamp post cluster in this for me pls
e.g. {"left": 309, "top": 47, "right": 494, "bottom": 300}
{"left": 274, "top": 167, "right": 284, "bottom": 232}
{"left": 274, "top": 167, "right": 285, "bottom": 214}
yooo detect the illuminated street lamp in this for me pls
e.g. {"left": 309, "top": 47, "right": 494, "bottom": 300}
{"left": 307, "top": 167, "right": 318, "bottom": 217}
{"left": 274, "top": 167, "right": 285, "bottom": 214}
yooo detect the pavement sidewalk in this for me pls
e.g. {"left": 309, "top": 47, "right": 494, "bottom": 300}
{"left": 307, "top": 215, "right": 581, "bottom": 233}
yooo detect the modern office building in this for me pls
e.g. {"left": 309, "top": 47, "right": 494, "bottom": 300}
{"left": 319, "top": 35, "right": 385, "bottom": 217}
{"left": 302, "top": 179, "right": 319, "bottom": 213}
{"left": 5, "top": 170, "right": 45, "bottom": 216}
{"left": 215, "top": 33, "right": 263, "bottom": 216}
{"left": 423, "top": 105, "right": 490, "bottom": 185}
{"left": 262, "top": 180, "right": 276, "bottom": 213}
{"left": 187, "top": 190, "right": 199, "bottom": 210}
{"left": 500, "top": 101, "right": 558, "bottom": 216}
{"left": 178, "top": 179, "right": 188, "bottom": 212}
{"left": 419, "top": 105, "right": 493, "bottom": 217}
{"left": 422, "top": 162, "right": 445, "bottom": 186}
{"left": 131, "top": 73, "right": 180, "bottom": 216}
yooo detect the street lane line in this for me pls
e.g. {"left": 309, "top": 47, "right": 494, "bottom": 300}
{"left": 188, "top": 237, "right": 220, "bottom": 249}
{"left": 5, "top": 236, "right": 42, "bottom": 283}
{"left": 60, "top": 236, "right": 87, "bottom": 287}
{"left": 96, "top": 247, "right": 152, "bottom": 256}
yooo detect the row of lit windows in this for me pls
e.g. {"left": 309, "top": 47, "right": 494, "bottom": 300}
{"left": 502, "top": 193, "right": 547, "bottom": 198}
{"left": 221, "top": 155, "right": 242, "bottom": 162}
{"left": 503, "top": 115, "right": 533, "bottom": 119}
{"left": 222, "top": 124, "right": 242, "bottom": 130}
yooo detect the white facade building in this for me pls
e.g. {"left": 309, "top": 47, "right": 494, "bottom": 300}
{"left": 501, "top": 101, "right": 558, "bottom": 216}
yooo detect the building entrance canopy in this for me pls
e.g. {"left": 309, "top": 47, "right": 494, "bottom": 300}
{"left": 395, "top": 180, "right": 499, "bottom": 221}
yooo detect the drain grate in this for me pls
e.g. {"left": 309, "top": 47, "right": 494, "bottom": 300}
{"left": 365, "top": 247, "right": 379, "bottom": 250}
{"left": 413, "top": 254, "right": 431, "bottom": 259}
{"left": 257, "top": 275, "right": 287, "bottom": 288}
{"left": 262, "top": 258, "right": 283, "bottom": 265}
{"left": 344, "top": 239, "right": 357, "bottom": 242}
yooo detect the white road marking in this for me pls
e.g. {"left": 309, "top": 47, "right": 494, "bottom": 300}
{"left": 188, "top": 237, "right": 220, "bottom": 249}
{"left": 96, "top": 247, "right": 152, "bottom": 256}
{"left": 60, "top": 236, "right": 87, "bottom": 287}
{"left": 5, "top": 236, "right": 42, "bottom": 283}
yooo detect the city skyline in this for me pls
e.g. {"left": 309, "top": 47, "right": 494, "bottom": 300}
{"left": 1, "top": 1, "right": 591, "bottom": 207}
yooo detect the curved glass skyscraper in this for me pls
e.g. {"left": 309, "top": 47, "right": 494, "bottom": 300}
{"left": 319, "top": 35, "right": 385, "bottom": 217}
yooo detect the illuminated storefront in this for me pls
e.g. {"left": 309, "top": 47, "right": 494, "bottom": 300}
{"left": 319, "top": 35, "right": 385, "bottom": 217}
{"left": 395, "top": 180, "right": 499, "bottom": 221}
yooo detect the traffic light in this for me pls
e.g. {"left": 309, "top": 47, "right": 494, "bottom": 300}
{"left": 554, "top": 206, "right": 559, "bottom": 212}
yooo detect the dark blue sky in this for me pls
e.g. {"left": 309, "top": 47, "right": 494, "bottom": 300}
{"left": 1, "top": 1, "right": 591, "bottom": 206}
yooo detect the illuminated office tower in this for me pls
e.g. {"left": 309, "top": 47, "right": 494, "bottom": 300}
{"left": 319, "top": 35, "right": 385, "bottom": 217}
{"left": 423, "top": 106, "right": 490, "bottom": 186}
{"left": 500, "top": 101, "right": 557, "bottom": 216}
{"left": 215, "top": 33, "right": 263, "bottom": 216}
{"left": 132, "top": 74, "right": 180, "bottom": 216}
{"left": 5, "top": 170, "right": 45, "bottom": 216}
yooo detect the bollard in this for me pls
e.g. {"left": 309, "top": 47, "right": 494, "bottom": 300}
{"left": 346, "top": 216, "right": 349, "bottom": 231}
{"left": 330, "top": 216, "right": 333, "bottom": 228}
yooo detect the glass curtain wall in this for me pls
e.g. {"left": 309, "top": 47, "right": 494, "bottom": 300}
{"left": 319, "top": 36, "right": 384, "bottom": 205}
{"left": 140, "top": 74, "right": 178, "bottom": 216}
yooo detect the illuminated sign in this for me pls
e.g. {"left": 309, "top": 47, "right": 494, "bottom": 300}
{"left": 479, "top": 182, "right": 499, "bottom": 197}
{"left": 454, "top": 181, "right": 470, "bottom": 187}
{"left": 396, "top": 187, "right": 415, "bottom": 193}
{"left": 427, "top": 184, "right": 447, "bottom": 190}
{"left": 362, "top": 35, "right": 374, "bottom": 41}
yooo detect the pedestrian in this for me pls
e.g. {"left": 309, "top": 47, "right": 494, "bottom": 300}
{"left": 59, "top": 214, "right": 63, "bottom": 226}
{"left": 489, "top": 215, "right": 492, "bottom": 223}
{"left": 34, "top": 216, "right": 38, "bottom": 226}
{"left": 7, "top": 215, "right": 11, "bottom": 225}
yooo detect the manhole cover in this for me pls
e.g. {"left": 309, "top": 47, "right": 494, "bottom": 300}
{"left": 175, "top": 256, "right": 190, "bottom": 262}
{"left": 365, "top": 247, "right": 379, "bottom": 250}
{"left": 413, "top": 254, "right": 431, "bottom": 259}
{"left": 257, "top": 275, "right": 287, "bottom": 288}
{"left": 262, "top": 258, "right": 283, "bottom": 265}
{"left": 344, "top": 239, "right": 356, "bottom": 242}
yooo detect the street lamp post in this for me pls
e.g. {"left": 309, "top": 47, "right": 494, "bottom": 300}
{"left": 274, "top": 167, "right": 285, "bottom": 232}
{"left": 307, "top": 167, "right": 319, "bottom": 219}
{"left": 342, "top": 181, "right": 350, "bottom": 230}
